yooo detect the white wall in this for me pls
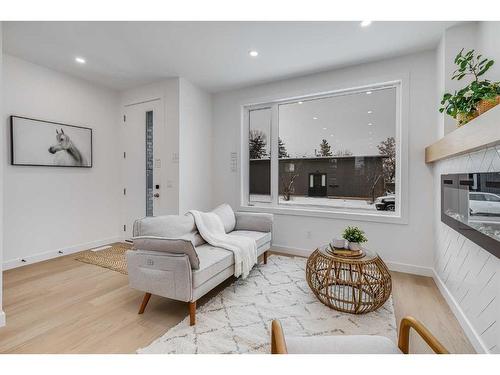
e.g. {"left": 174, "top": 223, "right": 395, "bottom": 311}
{"left": 120, "top": 79, "right": 181, "bottom": 216}
{"left": 0, "top": 22, "right": 5, "bottom": 327}
{"left": 2, "top": 54, "right": 121, "bottom": 268}
{"left": 477, "top": 22, "right": 500, "bottom": 80}
{"left": 178, "top": 78, "right": 213, "bottom": 214}
{"left": 435, "top": 35, "right": 446, "bottom": 139}
{"left": 213, "top": 50, "right": 437, "bottom": 273}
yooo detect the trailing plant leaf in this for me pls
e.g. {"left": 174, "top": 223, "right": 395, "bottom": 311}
{"left": 478, "top": 60, "right": 494, "bottom": 77}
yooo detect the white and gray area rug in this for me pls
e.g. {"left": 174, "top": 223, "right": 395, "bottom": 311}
{"left": 138, "top": 255, "right": 397, "bottom": 354}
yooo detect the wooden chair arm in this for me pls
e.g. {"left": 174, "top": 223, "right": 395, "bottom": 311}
{"left": 271, "top": 320, "right": 288, "bottom": 354}
{"left": 398, "top": 316, "right": 449, "bottom": 354}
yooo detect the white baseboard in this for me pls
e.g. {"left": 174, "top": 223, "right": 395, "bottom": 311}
{"left": 0, "top": 310, "right": 5, "bottom": 328}
{"left": 385, "top": 261, "right": 434, "bottom": 277}
{"left": 272, "top": 244, "right": 433, "bottom": 276}
{"left": 2, "top": 236, "right": 122, "bottom": 271}
{"left": 272, "top": 245, "right": 311, "bottom": 258}
{"left": 431, "top": 270, "right": 488, "bottom": 354}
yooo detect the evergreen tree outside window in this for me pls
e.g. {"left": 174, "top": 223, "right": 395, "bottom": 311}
{"left": 278, "top": 138, "right": 289, "bottom": 158}
{"left": 318, "top": 139, "right": 333, "bottom": 157}
{"left": 249, "top": 130, "right": 268, "bottom": 159}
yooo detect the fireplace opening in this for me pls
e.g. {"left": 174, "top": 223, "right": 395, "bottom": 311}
{"left": 442, "top": 172, "right": 500, "bottom": 258}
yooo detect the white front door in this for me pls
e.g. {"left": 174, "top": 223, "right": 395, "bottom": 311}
{"left": 122, "top": 100, "right": 162, "bottom": 238}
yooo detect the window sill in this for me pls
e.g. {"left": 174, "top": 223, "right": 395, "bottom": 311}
{"left": 238, "top": 203, "right": 408, "bottom": 225}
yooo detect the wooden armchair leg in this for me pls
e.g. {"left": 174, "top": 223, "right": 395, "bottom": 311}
{"left": 138, "top": 292, "right": 152, "bottom": 314}
{"left": 271, "top": 320, "right": 288, "bottom": 354}
{"left": 189, "top": 301, "right": 196, "bottom": 326}
{"left": 264, "top": 251, "right": 268, "bottom": 264}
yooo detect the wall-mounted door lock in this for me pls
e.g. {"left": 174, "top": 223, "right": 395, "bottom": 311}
{"left": 154, "top": 193, "right": 160, "bottom": 198}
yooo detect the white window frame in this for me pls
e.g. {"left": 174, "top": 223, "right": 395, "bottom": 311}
{"left": 240, "top": 79, "right": 409, "bottom": 225}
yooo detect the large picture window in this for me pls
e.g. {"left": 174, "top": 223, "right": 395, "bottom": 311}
{"left": 245, "top": 83, "right": 401, "bottom": 217}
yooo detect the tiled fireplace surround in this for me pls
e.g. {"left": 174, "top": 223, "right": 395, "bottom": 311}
{"left": 433, "top": 145, "right": 500, "bottom": 353}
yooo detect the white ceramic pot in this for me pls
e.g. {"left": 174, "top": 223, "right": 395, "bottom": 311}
{"left": 348, "top": 242, "right": 362, "bottom": 251}
{"left": 332, "top": 238, "right": 346, "bottom": 249}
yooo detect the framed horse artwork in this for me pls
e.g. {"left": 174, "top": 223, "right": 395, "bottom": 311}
{"left": 10, "top": 116, "right": 93, "bottom": 168}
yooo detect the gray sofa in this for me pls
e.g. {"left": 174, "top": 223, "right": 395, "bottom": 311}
{"left": 126, "top": 204, "right": 273, "bottom": 325}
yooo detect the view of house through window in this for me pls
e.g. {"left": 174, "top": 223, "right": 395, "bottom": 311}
{"left": 248, "top": 85, "right": 398, "bottom": 214}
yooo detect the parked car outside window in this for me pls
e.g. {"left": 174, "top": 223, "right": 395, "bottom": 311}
{"left": 375, "top": 194, "right": 395, "bottom": 211}
{"left": 469, "top": 192, "right": 500, "bottom": 216}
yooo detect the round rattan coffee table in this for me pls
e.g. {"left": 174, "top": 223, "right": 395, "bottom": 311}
{"left": 306, "top": 244, "right": 392, "bottom": 314}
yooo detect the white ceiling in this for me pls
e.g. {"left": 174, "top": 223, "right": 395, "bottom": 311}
{"left": 2, "top": 21, "right": 461, "bottom": 93}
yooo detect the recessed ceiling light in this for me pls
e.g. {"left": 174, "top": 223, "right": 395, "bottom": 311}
{"left": 330, "top": 134, "right": 334, "bottom": 137}
{"left": 298, "top": 101, "right": 303, "bottom": 104}
{"left": 360, "top": 21, "right": 372, "bottom": 27}
{"left": 322, "top": 127, "right": 327, "bottom": 130}
{"left": 366, "top": 91, "right": 372, "bottom": 95}
{"left": 248, "top": 50, "right": 259, "bottom": 57}
{"left": 367, "top": 110, "right": 373, "bottom": 114}
{"left": 313, "top": 117, "right": 318, "bottom": 120}
{"left": 75, "top": 56, "right": 86, "bottom": 64}
{"left": 368, "top": 123, "right": 373, "bottom": 126}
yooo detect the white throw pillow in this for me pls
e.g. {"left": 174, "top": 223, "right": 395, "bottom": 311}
{"left": 211, "top": 203, "right": 236, "bottom": 233}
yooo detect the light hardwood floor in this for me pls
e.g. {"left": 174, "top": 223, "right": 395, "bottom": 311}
{"left": 391, "top": 271, "right": 475, "bottom": 354}
{"left": 0, "top": 249, "right": 475, "bottom": 354}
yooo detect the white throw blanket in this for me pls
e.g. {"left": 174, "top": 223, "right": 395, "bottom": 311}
{"left": 188, "top": 210, "right": 257, "bottom": 278}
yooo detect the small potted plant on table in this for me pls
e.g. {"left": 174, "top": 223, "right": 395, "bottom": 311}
{"left": 342, "top": 226, "right": 368, "bottom": 252}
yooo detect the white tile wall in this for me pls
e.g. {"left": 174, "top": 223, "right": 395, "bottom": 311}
{"left": 434, "top": 146, "right": 500, "bottom": 354}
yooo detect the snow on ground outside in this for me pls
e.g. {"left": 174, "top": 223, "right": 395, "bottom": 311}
{"left": 249, "top": 194, "right": 377, "bottom": 211}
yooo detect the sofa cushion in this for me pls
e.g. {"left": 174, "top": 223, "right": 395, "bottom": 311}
{"left": 192, "top": 245, "right": 234, "bottom": 288}
{"left": 192, "top": 231, "right": 271, "bottom": 288}
{"left": 211, "top": 204, "right": 236, "bottom": 233}
{"left": 286, "top": 335, "right": 401, "bottom": 354}
{"left": 132, "top": 236, "right": 200, "bottom": 269}
{"left": 133, "top": 214, "right": 205, "bottom": 247}
{"left": 234, "top": 212, "right": 273, "bottom": 233}
{"left": 228, "top": 230, "right": 271, "bottom": 248}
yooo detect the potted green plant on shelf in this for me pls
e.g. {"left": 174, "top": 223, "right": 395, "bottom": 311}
{"left": 342, "top": 226, "right": 367, "bottom": 251}
{"left": 440, "top": 49, "right": 500, "bottom": 127}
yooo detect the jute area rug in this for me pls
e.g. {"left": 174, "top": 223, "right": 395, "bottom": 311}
{"left": 75, "top": 242, "right": 131, "bottom": 275}
{"left": 138, "top": 255, "right": 397, "bottom": 354}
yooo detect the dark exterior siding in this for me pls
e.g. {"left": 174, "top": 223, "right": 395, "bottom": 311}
{"left": 249, "top": 158, "right": 271, "bottom": 195}
{"left": 250, "top": 156, "right": 387, "bottom": 199}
